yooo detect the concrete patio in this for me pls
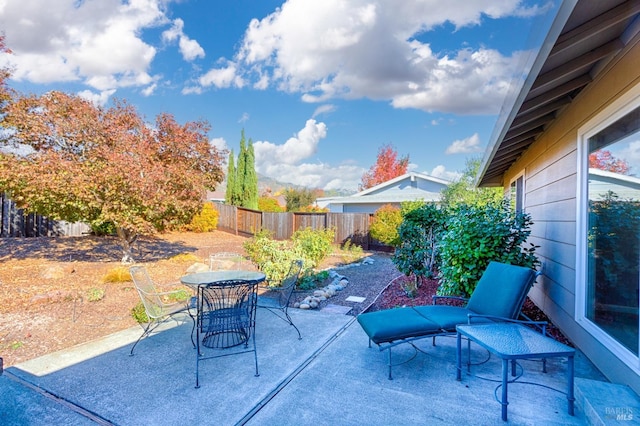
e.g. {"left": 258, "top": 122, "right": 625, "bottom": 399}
{"left": 0, "top": 307, "right": 635, "bottom": 425}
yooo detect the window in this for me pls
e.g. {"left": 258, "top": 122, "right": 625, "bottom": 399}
{"left": 510, "top": 175, "right": 524, "bottom": 213}
{"left": 578, "top": 89, "right": 640, "bottom": 366}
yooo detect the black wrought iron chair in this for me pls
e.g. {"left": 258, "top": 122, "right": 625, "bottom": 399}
{"left": 195, "top": 278, "right": 259, "bottom": 388}
{"left": 257, "top": 259, "right": 304, "bottom": 340}
{"left": 129, "top": 266, "right": 195, "bottom": 356}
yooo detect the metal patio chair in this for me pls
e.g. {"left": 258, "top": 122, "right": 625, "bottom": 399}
{"left": 257, "top": 259, "right": 304, "bottom": 340}
{"left": 196, "top": 277, "right": 260, "bottom": 388}
{"left": 129, "top": 266, "right": 195, "bottom": 356}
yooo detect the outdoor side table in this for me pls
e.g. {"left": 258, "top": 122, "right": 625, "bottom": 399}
{"left": 456, "top": 323, "right": 575, "bottom": 422}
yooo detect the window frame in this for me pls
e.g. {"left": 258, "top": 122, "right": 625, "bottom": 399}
{"left": 576, "top": 81, "right": 640, "bottom": 373}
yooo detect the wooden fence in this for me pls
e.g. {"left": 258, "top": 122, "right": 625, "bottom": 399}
{"left": 213, "top": 202, "right": 389, "bottom": 250}
{"left": 0, "top": 193, "right": 89, "bottom": 237}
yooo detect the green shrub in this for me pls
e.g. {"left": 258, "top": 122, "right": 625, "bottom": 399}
{"left": 258, "top": 196, "right": 285, "bottom": 212}
{"left": 244, "top": 230, "right": 307, "bottom": 286}
{"left": 392, "top": 203, "right": 444, "bottom": 280}
{"left": 90, "top": 221, "right": 116, "bottom": 236}
{"left": 298, "top": 270, "right": 330, "bottom": 290}
{"left": 339, "top": 238, "right": 364, "bottom": 263}
{"left": 291, "top": 227, "right": 335, "bottom": 267}
{"left": 370, "top": 204, "right": 402, "bottom": 246}
{"left": 187, "top": 202, "right": 219, "bottom": 232}
{"left": 437, "top": 200, "right": 539, "bottom": 297}
{"left": 131, "top": 302, "right": 149, "bottom": 323}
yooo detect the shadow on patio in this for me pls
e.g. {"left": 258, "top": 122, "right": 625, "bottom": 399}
{"left": 0, "top": 307, "right": 620, "bottom": 425}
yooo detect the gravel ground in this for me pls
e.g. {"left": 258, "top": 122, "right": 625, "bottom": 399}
{"left": 292, "top": 253, "right": 404, "bottom": 316}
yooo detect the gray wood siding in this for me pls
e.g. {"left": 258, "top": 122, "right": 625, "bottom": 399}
{"left": 500, "top": 33, "right": 640, "bottom": 392}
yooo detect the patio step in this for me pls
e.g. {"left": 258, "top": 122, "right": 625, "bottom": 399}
{"left": 575, "top": 378, "right": 640, "bottom": 425}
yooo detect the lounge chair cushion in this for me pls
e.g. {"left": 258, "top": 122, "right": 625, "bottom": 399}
{"left": 357, "top": 307, "right": 441, "bottom": 345}
{"left": 465, "top": 262, "right": 535, "bottom": 319}
{"left": 411, "top": 305, "right": 488, "bottom": 331}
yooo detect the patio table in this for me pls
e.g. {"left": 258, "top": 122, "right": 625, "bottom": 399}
{"left": 456, "top": 323, "right": 575, "bottom": 422}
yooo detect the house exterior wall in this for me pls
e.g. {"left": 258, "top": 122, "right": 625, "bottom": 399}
{"left": 343, "top": 203, "right": 391, "bottom": 213}
{"left": 501, "top": 33, "right": 640, "bottom": 393}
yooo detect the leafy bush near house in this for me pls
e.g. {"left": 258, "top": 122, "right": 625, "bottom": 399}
{"left": 437, "top": 200, "right": 539, "bottom": 297}
{"left": 187, "top": 202, "right": 218, "bottom": 232}
{"left": 392, "top": 202, "right": 444, "bottom": 281}
{"left": 369, "top": 204, "right": 402, "bottom": 246}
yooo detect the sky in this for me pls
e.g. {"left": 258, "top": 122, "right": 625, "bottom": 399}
{"left": 0, "top": 0, "right": 560, "bottom": 193}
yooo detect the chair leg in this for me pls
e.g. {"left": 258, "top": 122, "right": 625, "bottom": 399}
{"left": 284, "top": 310, "right": 302, "bottom": 340}
{"left": 130, "top": 321, "right": 157, "bottom": 356}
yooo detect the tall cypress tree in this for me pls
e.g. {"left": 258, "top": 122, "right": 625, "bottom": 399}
{"left": 225, "top": 149, "right": 236, "bottom": 205}
{"left": 245, "top": 139, "right": 259, "bottom": 209}
{"left": 234, "top": 131, "right": 247, "bottom": 207}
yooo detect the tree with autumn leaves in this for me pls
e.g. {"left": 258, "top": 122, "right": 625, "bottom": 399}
{"left": 0, "top": 39, "right": 225, "bottom": 262}
{"left": 360, "top": 144, "right": 409, "bottom": 190}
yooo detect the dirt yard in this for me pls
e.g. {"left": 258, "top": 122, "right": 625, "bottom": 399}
{"left": 0, "top": 230, "right": 568, "bottom": 368}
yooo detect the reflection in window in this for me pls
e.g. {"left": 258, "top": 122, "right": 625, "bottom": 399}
{"left": 586, "top": 105, "right": 640, "bottom": 355}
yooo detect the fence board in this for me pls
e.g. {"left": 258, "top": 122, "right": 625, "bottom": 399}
{"left": 262, "top": 212, "right": 294, "bottom": 239}
{"left": 0, "top": 193, "right": 89, "bottom": 237}
{"left": 213, "top": 203, "right": 380, "bottom": 250}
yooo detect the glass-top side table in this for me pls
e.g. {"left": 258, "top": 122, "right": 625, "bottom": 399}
{"left": 456, "top": 323, "right": 575, "bottom": 422}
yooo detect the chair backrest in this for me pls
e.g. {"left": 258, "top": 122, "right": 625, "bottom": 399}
{"left": 198, "top": 279, "right": 258, "bottom": 348}
{"left": 275, "top": 260, "right": 304, "bottom": 306}
{"left": 210, "top": 252, "right": 247, "bottom": 271}
{"left": 465, "top": 261, "right": 537, "bottom": 319}
{"left": 130, "top": 266, "right": 164, "bottom": 320}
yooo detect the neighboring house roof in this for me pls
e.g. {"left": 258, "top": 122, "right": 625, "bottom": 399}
{"left": 478, "top": 0, "right": 640, "bottom": 187}
{"left": 318, "top": 172, "right": 450, "bottom": 206}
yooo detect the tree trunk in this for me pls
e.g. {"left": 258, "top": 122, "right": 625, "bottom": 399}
{"left": 116, "top": 226, "right": 138, "bottom": 264}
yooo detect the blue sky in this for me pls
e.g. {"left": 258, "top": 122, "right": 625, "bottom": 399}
{"left": 0, "top": 0, "right": 559, "bottom": 192}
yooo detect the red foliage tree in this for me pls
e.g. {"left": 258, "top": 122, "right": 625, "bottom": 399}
{"left": 589, "top": 150, "right": 629, "bottom": 174}
{"left": 0, "top": 91, "right": 225, "bottom": 262}
{"left": 360, "top": 144, "right": 409, "bottom": 190}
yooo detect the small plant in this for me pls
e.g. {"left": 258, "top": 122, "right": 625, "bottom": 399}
{"left": 102, "top": 266, "right": 132, "bottom": 283}
{"left": 187, "top": 202, "right": 219, "bottom": 232}
{"left": 166, "top": 289, "right": 190, "bottom": 303}
{"left": 169, "top": 253, "right": 201, "bottom": 263}
{"left": 10, "top": 341, "right": 23, "bottom": 350}
{"left": 131, "top": 302, "right": 149, "bottom": 323}
{"left": 340, "top": 239, "right": 364, "bottom": 263}
{"left": 298, "top": 270, "right": 330, "bottom": 291}
{"left": 87, "top": 287, "right": 105, "bottom": 302}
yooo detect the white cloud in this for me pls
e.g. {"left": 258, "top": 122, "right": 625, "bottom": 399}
{"left": 430, "top": 165, "right": 462, "bottom": 181}
{"left": 77, "top": 89, "right": 116, "bottom": 106}
{"left": 210, "top": 137, "right": 228, "bottom": 151}
{"left": 0, "top": 0, "right": 166, "bottom": 91}
{"left": 199, "top": 61, "right": 244, "bottom": 88}
{"left": 162, "top": 18, "right": 205, "bottom": 61}
{"left": 192, "top": 0, "right": 541, "bottom": 115}
{"left": 238, "top": 112, "right": 250, "bottom": 123}
{"left": 312, "top": 104, "right": 336, "bottom": 118}
{"left": 254, "top": 119, "right": 327, "bottom": 166}
{"left": 445, "top": 133, "right": 483, "bottom": 154}
{"left": 251, "top": 119, "right": 364, "bottom": 191}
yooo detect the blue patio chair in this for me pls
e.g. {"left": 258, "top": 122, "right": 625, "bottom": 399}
{"left": 356, "top": 261, "right": 539, "bottom": 379}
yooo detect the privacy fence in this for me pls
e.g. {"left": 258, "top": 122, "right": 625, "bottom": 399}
{"left": 0, "top": 193, "right": 89, "bottom": 237}
{"left": 214, "top": 203, "right": 389, "bottom": 251}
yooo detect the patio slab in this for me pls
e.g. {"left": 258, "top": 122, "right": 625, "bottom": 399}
{"left": 0, "top": 308, "right": 613, "bottom": 425}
